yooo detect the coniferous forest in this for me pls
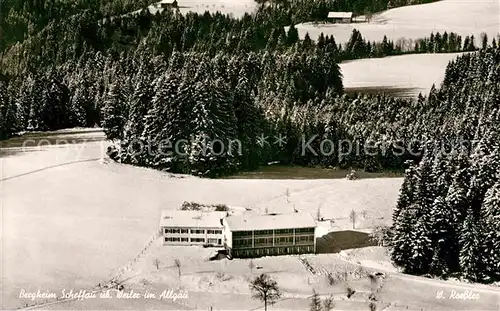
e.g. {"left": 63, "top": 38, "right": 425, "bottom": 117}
{"left": 0, "top": 0, "right": 499, "bottom": 283}
{"left": 390, "top": 49, "right": 500, "bottom": 283}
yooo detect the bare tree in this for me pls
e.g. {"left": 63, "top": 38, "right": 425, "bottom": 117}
{"left": 174, "top": 258, "right": 181, "bottom": 277}
{"left": 153, "top": 258, "right": 161, "bottom": 270}
{"left": 370, "top": 225, "right": 391, "bottom": 246}
{"left": 349, "top": 210, "right": 357, "bottom": 229}
{"left": 316, "top": 205, "right": 322, "bottom": 221}
{"left": 309, "top": 290, "right": 321, "bottom": 311}
{"left": 249, "top": 274, "right": 282, "bottom": 311}
{"left": 323, "top": 294, "right": 335, "bottom": 311}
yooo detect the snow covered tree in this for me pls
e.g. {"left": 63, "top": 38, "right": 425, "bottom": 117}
{"left": 429, "top": 197, "right": 454, "bottom": 276}
{"left": 393, "top": 162, "right": 417, "bottom": 222}
{"left": 102, "top": 81, "right": 127, "bottom": 141}
{"left": 0, "top": 80, "right": 10, "bottom": 139}
{"left": 459, "top": 208, "right": 484, "bottom": 281}
{"left": 391, "top": 203, "right": 418, "bottom": 272}
{"left": 480, "top": 183, "right": 500, "bottom": 281}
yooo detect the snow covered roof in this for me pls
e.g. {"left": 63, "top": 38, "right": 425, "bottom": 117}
{"left": 159, "top": 0, "right": 177, "bottom": 4}
{"left": 353, "top": 16, "right": 367, "bottom": 22}
{"left": 160, "top": 210, "right": 226, "bottom": 228}
{"left": 328, "top": 12, "right": 353, "bottom": 19}
{"left": 225, "top": 213, "right": 316, "bottom": 232}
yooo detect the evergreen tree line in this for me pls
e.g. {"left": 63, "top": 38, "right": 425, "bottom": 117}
{"left": 390, "top": 47, "right": 500, "bottom": 283}
{"left": 0, "top": 0, "right": 158, "bottom": 51}
{"left": 313, "top": 29, "right": 484, "bottom": 61}
{"left": 3, "top": 2, "right": 483, "bottom": 77}
{"left": 1, "top": 0, "right": 440, "bottom": 54}
{"left": 2, "top": 6, "right": 491, "bottom": 141}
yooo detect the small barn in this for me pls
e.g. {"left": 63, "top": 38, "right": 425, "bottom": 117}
{"left": 327, "top": 12, "right": 353, "bottom": 23}
{"left": 352, "top": 16, "right": 368, "bottom": 23}
{"left": 158, "top": 0, "right": 178, "bottom": 9}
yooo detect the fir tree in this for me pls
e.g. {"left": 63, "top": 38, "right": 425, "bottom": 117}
{"left": 480, "top": 183, "right": 500, "bottom": 280}
{"left": 459, "top": 208, "right": 483, "bottom": 281}
{"left": 102, "top": 82, "right": 126, "bottom": 141}
{"left": 309, "top": 290, "right": 322, "bottom": 311}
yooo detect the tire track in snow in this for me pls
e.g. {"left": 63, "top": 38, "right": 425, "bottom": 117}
{"left": 0, "top": 158, "right": 102, "bottom": 182}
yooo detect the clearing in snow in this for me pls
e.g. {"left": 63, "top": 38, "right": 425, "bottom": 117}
{"left": 291, "top": 0, "right": 499, "bottom": 45}
{"left": 340, "top": 52, "right": 465, "bottom": 98}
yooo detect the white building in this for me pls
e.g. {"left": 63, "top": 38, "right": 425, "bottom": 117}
{"left": 222, "top": 213, "right": 317, "bottom": 258}
{"left": 159, "top": 210, "right": 226, "bottom": 246}
{"left": 327, "top": 12, "right": 353, "bottom": 23}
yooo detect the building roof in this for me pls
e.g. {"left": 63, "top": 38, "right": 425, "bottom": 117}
{"left": 225, "top": 213, "right": 316, "bottom": 232}
{"left": 328, "top": 12, "right": 353, "bottom": 19}
{"left": 353, "top": 16, "right": 367, "bottom": 22}
{"left": 160, "top": 210, "right": 226, "bottom": 228}
{"left": 159, "top": 0, "right": 177, "bottom": 4}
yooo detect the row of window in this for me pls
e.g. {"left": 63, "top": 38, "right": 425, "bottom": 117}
{"left": 164, "top": 237, "right": 222, "bottom": 244}
{"left": 207, "top": 229, "right": 223, "bottom": 235}
{"left": 233, "top": 227, "right": 315, "bottom": 237}
{"left": 254, "top": 230, "right": 274, "bottom": 235}
{"left": 233, "top": 235, "right": 314, "bottom": 247}
{"left": 191, "top": 238, "right": 206, "bottom": 243}
{"left": 164, "top": 229, "right": 189, "bottom": 234}
{"left": 232, "top": 245, "right": 314, "bottom": 258}
{"left": 233, "top": 231, "right": 252, "bottom": 237}
{"left": 295, "top": 228, "right": 315, "bottom": 234}
{"left": 164, "top": 237, "right": 189, "bottom": 242}
{"left": 163, "top": 228, "right": 222, "bottom": 235}
{"left": 164, "top": 227, "right": 314, "bottom": 236}
{"left": 255, "top": 238, "right": 273, "bottom": 245}
{"left": 296, "top": 235, "right": 315, "bottom": 243}
{"left": 234, "top": 239, "right": 252, "bottom": 246}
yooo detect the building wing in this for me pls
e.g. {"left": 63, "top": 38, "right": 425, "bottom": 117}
{"left": 225, "top": 212, "right": 316, "bottom": 232}
{"left": 160, "top": 210, "right": 226, "bottom": 228}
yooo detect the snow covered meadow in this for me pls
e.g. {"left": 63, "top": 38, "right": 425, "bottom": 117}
{"left": 0, "top": 132, "right": 402, "bottom": 309}
{"left": 293, "top": 0, "right": 499, "bottom": 46}
{"left": 291, "top": 0, "right": 499, "bottom": 97}
{"left": 340, "top": 52, "right": 465, "bottom": 97}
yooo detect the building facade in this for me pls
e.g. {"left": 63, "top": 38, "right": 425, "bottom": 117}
{"left": 327, "top": 12, "right": 353, "bottom": 23}
{"left": 159, "top": 210, "right": 226, "bottom": 246}
{"left": 223, "top": 213, "right": 317, "bottom": 258}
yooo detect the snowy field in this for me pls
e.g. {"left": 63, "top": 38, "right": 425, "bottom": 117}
{"left": 37, "top": 244, "right": 500, "bottom": 310}
{"left": 340, "top": 52, "right": 465, "bottom": 97}
{"left": 137, "top": 0, "right": 257, "bottom": 17}
{"left": 293, "top": 0, "right": 500, "bottom": 45}
{"left": 2, "top": 132, "right": 499, "bottom": 310}
{"left": 1, "top": 132, "right": 402, "bottom": 309}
